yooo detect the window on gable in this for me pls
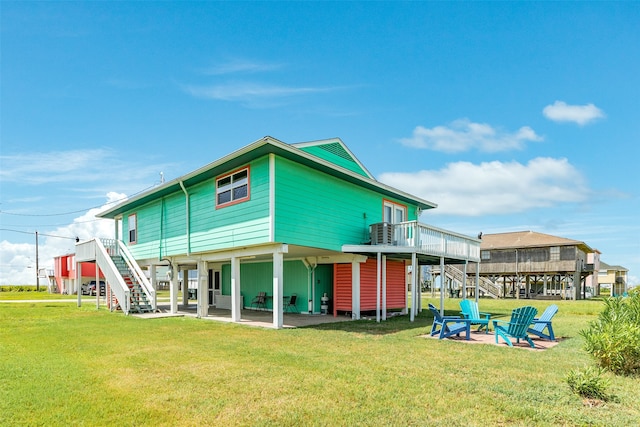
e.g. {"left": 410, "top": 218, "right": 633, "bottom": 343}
{"left": 216, "top": 167, "right": 250, "bottom": 208}
{"left": 550, "top": 246, "right": 560, "bottom": 261}
{"left": 128, "top": 214, "right": 137, "bottom": 244}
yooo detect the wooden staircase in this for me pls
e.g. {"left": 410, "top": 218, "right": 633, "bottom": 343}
{"left": 433, "top": 265, "right": 502, "bottom": 298}
{"left": 110, "top": 255, "right": 153, "bottom": 313}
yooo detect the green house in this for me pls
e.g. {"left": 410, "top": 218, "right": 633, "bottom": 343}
{"left": 76, "top": 136, "right": 480, "bottom": 328}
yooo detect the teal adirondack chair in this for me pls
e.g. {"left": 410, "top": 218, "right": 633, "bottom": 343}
{"left": 459, "top": 299, "right": 491, "bottom": 333}
{"left": 428, "top": 304, "right": 471, "bottom": 340}
{"left": 527, "top": 304, "right": 558, "bottom": 341}
{"left": 492, "top": 306, "right": 538, "bottom": 348}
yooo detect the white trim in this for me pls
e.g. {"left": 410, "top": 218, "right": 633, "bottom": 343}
{"left": 269, "top": 153, "right": 275, "bottom": 242}
{"left": 382, "top": 255, "right": 387, "bottom": 320}
{"left": 272, "top": 251, "right": 284, "bottom": 329}
{"left": 376, "top": 252, "right": 381, "bottom": 323}
{"left": 231, "top": 257, "right": 241, "bottom": 322}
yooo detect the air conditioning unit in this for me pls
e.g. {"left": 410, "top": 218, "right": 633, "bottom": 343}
{"left": 370, "top": 222, "right": 393, "bottom": 245}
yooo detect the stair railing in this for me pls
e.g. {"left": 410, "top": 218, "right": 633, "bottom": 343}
{"left": 115, "top": 240, "right": 156, "bottom": 311}
{"left": 94, "top": 239, "right": 131, "bottom": 314}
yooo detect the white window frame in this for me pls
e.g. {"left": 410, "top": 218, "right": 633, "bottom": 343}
{"left": 550, "top": 246, "right": 560, "bottom": 261}
{"left": 383, "top": 200, "right": 407, "bottom": 224}
{"left": 128, "top": 214, "right": 137, "bottom": 244}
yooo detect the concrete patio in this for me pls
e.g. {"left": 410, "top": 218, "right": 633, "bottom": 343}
{"left": 132, "top": 303, "right": 353, "bottom": 328}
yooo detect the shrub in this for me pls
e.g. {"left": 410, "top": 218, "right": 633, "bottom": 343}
{"left": 566, "top": 366, "right": 611, "bottom": 401}
{"left": 580, "top": 293, "right": 640, "bottom": 376}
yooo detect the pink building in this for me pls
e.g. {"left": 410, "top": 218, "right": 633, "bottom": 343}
{"left": 53, "top": 253, "right": 103, "bottom": 294}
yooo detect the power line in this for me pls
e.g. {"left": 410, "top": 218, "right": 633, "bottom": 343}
{"left": 0, "top": 228, "right": 77, "bottom": 240}
{"left": 0, "top": 218, "right": 105, "bottom": 227}
{"left": 0, "top": 183, "right": 157, "bottom": 217}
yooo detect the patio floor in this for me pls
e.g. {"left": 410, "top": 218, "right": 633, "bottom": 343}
{"left": 423, "top": 330, "right": 561, "bottom": 351}
{"left": 132, "top": 303, "right": 353, "bottom": 328}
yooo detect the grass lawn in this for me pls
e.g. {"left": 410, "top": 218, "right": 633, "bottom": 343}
{"left": 1, "top": 296, "right": 638, "bottom": 426}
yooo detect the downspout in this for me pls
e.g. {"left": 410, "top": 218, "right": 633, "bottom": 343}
{"left": 179, "top": 181, "right": 191, "bottom": 255}
{"left": 159, "top": 198, "right": 165, "bottom": 260}
{"left": 302, "top": 258, "right": 317, "bottom": 313}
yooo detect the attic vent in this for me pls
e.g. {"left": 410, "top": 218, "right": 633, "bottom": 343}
{"left": 318, "top": 143, "right": 352, "bottom": 161}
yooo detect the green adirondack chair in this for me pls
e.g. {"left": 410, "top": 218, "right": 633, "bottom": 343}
{"left": 459, "top": 299, "right": 491, "bottom": 333}
{"left": 428, "top": 304, "right": 471, "bottom": 340}
{"left": 492, "top": 306, "right": 538, "bottom": 348}
{"left": 527, "top": 304, "right": 558, "bottom": 341}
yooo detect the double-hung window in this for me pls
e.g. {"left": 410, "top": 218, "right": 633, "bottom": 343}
{"left": 216, "top": 167, "right": 250, "bottom": 207}
{"left": 128, "top": 214, "right": 137, "bottom": 244}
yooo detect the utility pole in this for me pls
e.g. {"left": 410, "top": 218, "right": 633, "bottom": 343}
{"left": 35, "top": 230, "right": 40, "bottom": 291}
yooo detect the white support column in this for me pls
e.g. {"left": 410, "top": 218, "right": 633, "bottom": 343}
{"left": 170, "top": 266, "right": 178, "bottom": 314}
{"left": 543, "top": 274, "right": 548, "bottom": 296}
{"left": 439, "top": 257, "right": 445, "bottom": 315}
{"left": 197, "top": 261, "right": 208, "bottom": 318}
{"left": 272, "top": 251, "right": 284, "bottom": 329}
{"left": 416, "top": 261, "right": 422, "bottom": 313}
{"left": 181, "top": 268, "right": 189, "bottom": 306}
{"left": 351, "top": 260, "right": 361, "bottom": 320}
{"left": 382, "top": 255, "right": 387, "bottom": 320}
{"left": 376, "top": 252, "right": 381, "bottom": 323}
{"left": 77, "top": 262, "right": 82, "bottom": 307}
{"left": 150, "top": 264, "right": 157, "bottom": 294}
{"left": 95, "top": 263, "right": 100, "bottom": 309}
{"left": 231, "top": 257, "right": 241, "bottom": 322}
{"left": 410, "top": 252, "right": 417, "bottom": 322}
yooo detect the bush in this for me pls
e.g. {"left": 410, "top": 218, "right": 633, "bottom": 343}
{"left": 580, "top": 293, "right": 640, "bottom": 376}
{"left": 566, "top": 366, "right": 611, "bottom": 401}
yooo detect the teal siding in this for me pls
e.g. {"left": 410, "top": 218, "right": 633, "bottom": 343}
{"left": 221, "top": 260, "right": 309, "bottom": 311}
{"left": 190, "top": 156, "right": 271, "bottom": 252}
{"left": 274, "top": 157, "right": 417, "bottom": 251}
{"left": 298, "top": 144, "right": 370, "bottom": 177}
{"left": 123, "top": 156, "right": 272, "bottom": 259}
{"left": 314, "top": 264, "right": 333, "bottom": 312}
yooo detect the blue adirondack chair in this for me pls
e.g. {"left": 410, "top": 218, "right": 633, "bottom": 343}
{"left": 459, "top": 299, "right": 491, "bottom": 333}
{"left": 527, "top": 304, "right": 558, "bottom": 341}
{"left": 492, "top": 306, "right": 538, "bottom": 348}
{"left": 428, "top": 303, "right": 471, "bottom": 340}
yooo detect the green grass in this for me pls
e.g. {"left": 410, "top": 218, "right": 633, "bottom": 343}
{"left": 1, "top": 297, "right": 638, "bottom": 426}
{"left": 0, "top": 286, "right": 91, "bottom": 301}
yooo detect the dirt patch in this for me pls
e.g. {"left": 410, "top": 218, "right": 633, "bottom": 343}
{"left": 422, "top": 330, "right": 562, "bottom": 351}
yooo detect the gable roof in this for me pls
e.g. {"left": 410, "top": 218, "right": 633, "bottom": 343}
{"left": 292, "top": 138, "right": 374, "bottom": 179}
{"left": 599, "top": 261, "right": 628, "bottom": 272}
{"left": 480, "top": 231, "right": 593, "bottom": 253}
{"left": 98, "top": 136, "right": 438, "bottom": 218}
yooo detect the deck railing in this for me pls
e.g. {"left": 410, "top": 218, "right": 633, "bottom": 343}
{"left": 371, "top": 221, "right": 480, "bottom": 262}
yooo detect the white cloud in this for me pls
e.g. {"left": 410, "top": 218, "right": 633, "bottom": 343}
{"left": 183, "top": 81, "right": 338, "bottom": 104}
{"left": 0, "top": 193, "right": 125, "bottom": 285}
{"left": 379, "top": 157, "right": 589, "bottom": 216}
{"left": 0, "top": 148, "right": 175, "bottom": 191}
{"left": 202, "top": 59, "right": 283, "bottom": 75}
{"left": 542, "top": 101, "right": 605, "bottom": 125}
{"left": 399, "top": 119, "right": 542, "bottom": 153}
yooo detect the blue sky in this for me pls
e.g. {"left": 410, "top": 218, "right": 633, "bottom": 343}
{"left": 1, "top": 2, "right": 639, "bottom": 286}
